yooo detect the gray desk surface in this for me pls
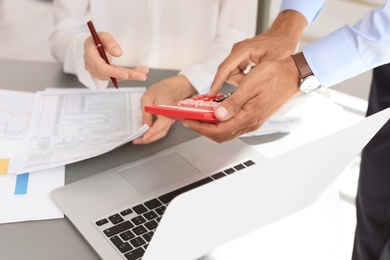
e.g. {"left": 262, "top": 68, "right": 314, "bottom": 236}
{"left": 0, "top": 59, "right": 278, "bottom": 260}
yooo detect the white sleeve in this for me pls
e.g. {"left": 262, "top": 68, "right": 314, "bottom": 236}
{"left": 303, "top": 1, "right": 390, "bottom": 88}
{"left": 280, "top": 0, "right": 326, "bottom": 25}
{"left": 50, "top": 0, "right": 108, "bottom": 90}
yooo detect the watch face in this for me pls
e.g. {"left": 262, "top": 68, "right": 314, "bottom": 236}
{"left": 300, "top": 75, "right": 321, "bottom": 94}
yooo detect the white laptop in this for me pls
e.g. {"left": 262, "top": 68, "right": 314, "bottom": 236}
{"left": 51, "top": 107, "right": 390, "bottom": 260}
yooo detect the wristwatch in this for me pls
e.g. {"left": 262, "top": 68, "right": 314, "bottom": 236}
{"left": 291, "top": 51, "right": 321, "bottom": 94}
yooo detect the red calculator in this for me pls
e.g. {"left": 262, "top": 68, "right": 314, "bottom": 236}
{"left": 144, "top": 93, "right": 232, "bottom": 124}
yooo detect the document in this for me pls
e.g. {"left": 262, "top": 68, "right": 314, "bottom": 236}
{"left": 1, "top": 88, "right": 149, "bottom": 175}
{"left": 0, "top": 166, "right": 64, "bottom": 224}
{"left": 0, "top": 90, "right": 35, "bottom": 175}
{"left": 19, "top": 87, "right": 148, "bottom": 174}
{"left": 0, "top": 89, "right": 34, "bottom": 141}
{"left": 240, "top": 92, "right": 343, "bottom": 137}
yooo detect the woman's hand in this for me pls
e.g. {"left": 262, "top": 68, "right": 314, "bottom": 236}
{"left": 84, "top": 32, "right": 149, "bottom": 81}
{"left": 133, "top": 75, "right": 197, "bottom": 144}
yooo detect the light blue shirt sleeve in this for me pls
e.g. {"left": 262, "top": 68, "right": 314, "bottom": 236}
{"left": 303, "top": 1, "right": 390, "bottom": 88}
{"left": 280, "top": 0, "right": 326, "bottom": 25}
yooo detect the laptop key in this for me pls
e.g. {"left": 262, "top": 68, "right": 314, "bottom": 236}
{"left": 211, "top": 172, "right": 226, "bottom": 180}
{"left": 124, "top": 247, "right": 145, "bottom": 260}
{"left": 96, "top": 218, "right": 109, "bottom": 226}
{"left": 143, "top": 211, "right": 158, "bottom": 220}
{"left": 103, "top": 221, "right": 134, "bottom": 237}
{"left": 131, "top": 216, "right": 146, "bottom": 226}
{"left": 144, "top": 198, "right": 162, "bottom": 210}
{"left": 243, "top": 160, "right": 255, "bottom": 167}
{"left": 110, "top": 235, "right": 133, "bottom": 253}
{"left": 120, "top": 230, "right": 135, "bottom": 241}
{"left": 108, "top": 214, "right": 124, "bottom": 225}
{"left": 120, "top": 208, "right": 133, "bottom": 216}
{"left": 224, "top": 168, "right": 236, "bottom": 174}
{"left": 129, "top": 237, "right": 146, "bottom": 248}
{"left": 144, "top": 220, "right": 158, "bottom": 230}
{"left": 142, "top": 231, "right": 154, "bottom": 242}
{"left": 155, "top": 205, "right": 166, "bottom": 216}
{"left": 133, "top": 204, "right": 148, "bottom": 215}
{"left": 233, "top": 163, "right": 246, "bottom": 171}
{"left": 159, "top": 177, "right": 213, "bottom": 204}
{"left": 132, "top": 225, "right": 148, "bottom": 236}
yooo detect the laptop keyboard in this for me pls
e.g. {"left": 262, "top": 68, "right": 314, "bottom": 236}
{"left": 94, "top": 160, "right": 255, "bottom": 260}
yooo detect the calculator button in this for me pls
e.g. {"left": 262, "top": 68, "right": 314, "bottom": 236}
{"left": 200, "top": 101, "right": 216, "bottom": 107}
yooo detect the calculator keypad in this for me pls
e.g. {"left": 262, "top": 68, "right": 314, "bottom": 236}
{"left": 176, "top": 93, "right": 231, "bottom": 109}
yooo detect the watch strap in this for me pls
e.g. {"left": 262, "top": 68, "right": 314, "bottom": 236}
{"left": 291, "top": 51, "right": 312, "bottom": 78}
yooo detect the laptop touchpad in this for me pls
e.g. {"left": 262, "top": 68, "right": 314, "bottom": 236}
{"left": 119, "top": 151, "right": 200, "bottom": 195}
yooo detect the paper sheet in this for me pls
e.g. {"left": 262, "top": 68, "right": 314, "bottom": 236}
{"left": 0, "top": 89, "right": 35, "bottom": 141}
{"left": 1, "top": 87, "right": 149, "bottom": 174}
{"left": 0, "top": 166, "right": 64, "bottom": 224}
{"left": 0, "top": 90, "right": 36, "bottom": 175}
{"left": 240, "top": 92, "right": 342, "bottom": 137}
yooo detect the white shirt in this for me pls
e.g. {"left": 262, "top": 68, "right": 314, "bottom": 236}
{"left": 281, "top": 0, "right": 390, "bottom": 88}
{"left": 50, "top": 0, "right": 257, "bottom": 92}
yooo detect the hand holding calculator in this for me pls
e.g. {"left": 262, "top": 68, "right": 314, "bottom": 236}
{"left": 144, "top": 93, "right": 232, "bottom": 124}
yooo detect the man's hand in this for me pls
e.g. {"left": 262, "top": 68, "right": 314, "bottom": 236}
{"left": 184, "top": 57, "right": 301, "bottom": 143}
{"left": 209, "top": 10, "right": 307, "bottom": 96}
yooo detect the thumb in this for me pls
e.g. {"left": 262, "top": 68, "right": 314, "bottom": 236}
{"left": 214, "top": 91, "right": 248, "bottom": 121}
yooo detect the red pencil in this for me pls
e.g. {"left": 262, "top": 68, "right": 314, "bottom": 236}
{"left": 87, "top": 20, "right": 119, "bottom": 89}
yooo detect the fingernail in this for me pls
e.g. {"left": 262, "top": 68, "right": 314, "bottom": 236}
{"left": 138, "top": 74, "right": 147, "bottom": 81}
{"left": 215, "top": 106, "right": 228, "bottom": 120}
{"left": 112, "top": 47, "right": 122, "bottom": 56}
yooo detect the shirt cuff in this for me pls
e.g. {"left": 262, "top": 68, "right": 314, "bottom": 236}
{"left": 63, "top": 33, "right": 109, "bottom": 90}
{"left": 302, "top": 26, "right": 368, "bottom": 88}
{"left": 280, "top": 0, "right": 326, "bottom": 25}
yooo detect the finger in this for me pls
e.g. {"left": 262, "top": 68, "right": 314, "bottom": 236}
{"left": 209, "top": 59, "right": 238, "bottom": 96}
{"left": 224, "top": 73, "right": 245, "bottom": 87}
{"left": 213, "top": 87, "right": 251, "bottom": 121}
{"left": 214, "top": 122, "right": 262, "bottom": 143}
{"left": 124, "top": 67, "right": 148, "bottom": 81}
{"left": 98, "top": 32, "right": 123, "bottom": 57}
{"left": 133, "top": 66, "right": 150, "bottom": 74}
{"left": 184, "top": 112, "right": 262, "bottom": 143}
{"left": 140, "top": 96, "right": 154, "bottom": 127}
{"left": 183, "top": 110, "right": 249, "bottom": 142}
{"left": 238, "top": 62, "right": 255, "bottom": 74}
{"left": 133, "top": 117, "right": 174, "bottom": 144}
{"left": 91, "top": 63, "right": 129, "bottom": 81}
{"left": 94, "top": 64, "right": 149, "bottom": 81}
{"left": 183, "top": 119, "right": 240, "bottom": 143}
{"left": 183, "top": 119, "right": 222, "bottom": 140}
{"left": 209, "top": 50, "right": 252, "bottom": 96}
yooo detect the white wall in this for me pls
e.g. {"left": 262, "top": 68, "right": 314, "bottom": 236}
{"left": 0, "top": 0, "right": 55, "bottom": 62}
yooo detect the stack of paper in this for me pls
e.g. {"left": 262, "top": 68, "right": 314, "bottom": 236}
{"left": 1, "top": 87, "right": 149, "bottom": 175}
{"left": 0, "top": 87, "right": 148, "bottom": 223}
